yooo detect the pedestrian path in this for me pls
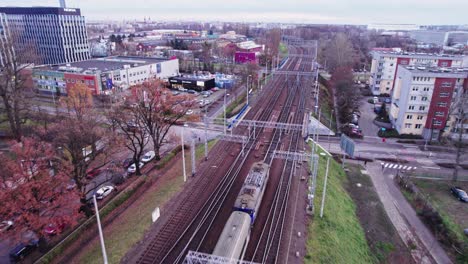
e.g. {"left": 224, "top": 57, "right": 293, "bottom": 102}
{"left": 381, "top": 162, "right": 417, "bottom": 171}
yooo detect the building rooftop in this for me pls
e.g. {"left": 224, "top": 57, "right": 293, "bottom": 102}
{"left": 237, "top": 41, "right": 262, "bottom": 50}
{"left": 36, "top": 56, "right": 171, "bottom": 74}
{"left": 169, "top": 75, "right": 214, "bottom": 81}
{"left": 372, "top": 50, "right": 464, "bottom": 59}
{"left": 400, "top": 65, "right": 468, "bottom": 77}
{"left": 0, "top": 7, "right": 81, "bottom": 16}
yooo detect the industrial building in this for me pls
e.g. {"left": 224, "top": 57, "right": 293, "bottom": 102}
{"left": 235, "top": 52, "right": 258, "bottom": 64}
{"left": 390, "top": 66, "right": 468, "bottom": 141}
{"left": 0, "top": 6, "right": 90, "bottom": 65}
{"left": 32, "top": 56, "right": 179, "bottom": 96}
{"left": 168, "top": 76, "right": 215, "bottom": 92}
{"left": 369, "top": 51, "right": 465, "bottom": 95}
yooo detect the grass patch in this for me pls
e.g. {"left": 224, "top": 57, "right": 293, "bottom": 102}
{"left": 344, "top": 165, "right": 412, "bottom": 263}
{"left": 279, "top": 42, "right": 288, "bottom": 58}
{"left": 400, "top": 178, "right": 468, "bottom": 262}
{"left": 76, "top": 141, "right": 218, "bottom": 263}
{"left": 305, "top": 144, "right": 374, "bottom": 263}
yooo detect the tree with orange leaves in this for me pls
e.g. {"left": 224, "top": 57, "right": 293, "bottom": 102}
{"left": 0, "top": 137, "right": 81, "bottom": 242}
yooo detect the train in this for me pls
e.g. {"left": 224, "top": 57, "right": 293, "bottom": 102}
{"left": 212, "top": 162, "right": 270, "bottom": 261}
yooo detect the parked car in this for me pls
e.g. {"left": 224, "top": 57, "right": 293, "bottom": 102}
{"left": 0, "top": 220, "right": 13, "bottom": 232}
{"left": 141, "top": 151, "right": 156, "bottom": 163}
{"left": 451, "top": 186, "right": 468, "bottom": 202}
{"left": 384, "top": 97, "right": 391, "bottom": 103}
{"left": 86, "top": 168, "right": 102, "bottom": 179}
{"left": 43, "top": 221, "right": 65, "bottom": 236}
{"left": 66, "top": 179, "right": 76, "bottom": 191}
{"left": 172, "top": 91, "right": 180, "bottom": 96}
{"left": 95, "top": 185, "right": 115, "bottom": 200}
{"left": 9, "top": 231, "right": 39, "bottom": 262}
{"left": 127, "top": 162, "right": 144, "bottom": 174}
{"left": 351, "top": 114, "right": 359, "bottom": 125}
{"left": 342, "top": 125, "right": 363, "bottom": 139}
{"left": 186, "top": 109, "right": 194, "bottom": 115}
{"left": 122, "top": 158, "right": 133, "bottom": 169}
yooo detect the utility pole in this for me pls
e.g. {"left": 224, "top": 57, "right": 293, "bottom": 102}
{"left": 204, "top": 110, "right": 208, "bottom": 161}
{"left": 247, "top": 75, "right": 251, "bottom": 105}
{"left": 328, "top": 109, "right": 334, "bottom": 152}
{"left": 93, "top": 194, "right": 108, "bottom": 264}
{"left": 320, "top": 154, "right": 331, "bottom": 218}
{"left": 181, "top": 127, "right": 187, "bottom": 182}
{"left": 223, "top": 88, "right": 227, "bottom": 135}
{"left": 191, "top": 134, "right": 196, "bottom": 177}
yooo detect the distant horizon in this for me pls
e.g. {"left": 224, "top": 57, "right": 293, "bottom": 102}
{"left": 1, "top": 0, "right": 468, "bottom": 25}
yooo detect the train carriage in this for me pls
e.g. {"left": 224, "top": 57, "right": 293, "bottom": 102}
{"left": 233, "top": 162, "right": 270, "bottom": 223}
{"left": 212, "top": 211, "right": 251, "bottom": 262}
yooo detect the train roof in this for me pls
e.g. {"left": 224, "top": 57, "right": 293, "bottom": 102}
{"left": 234, "top": 162, "right": 270, "bottom": 210}
{"left": 212, "top": 211, "right": 251, "bottom": 261}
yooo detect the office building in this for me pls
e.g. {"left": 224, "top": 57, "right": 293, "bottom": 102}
{"left": 0, "top": 6, "right": 90, "bottom": 65}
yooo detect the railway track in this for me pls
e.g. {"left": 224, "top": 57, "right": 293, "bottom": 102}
{"left": 134, "top": 43, "right": 316, "bottom": 264}
{"left": 136, "top": 53, "right": 302, "bottom": 263}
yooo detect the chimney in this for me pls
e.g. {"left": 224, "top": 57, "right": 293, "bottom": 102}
{"left": 59, "top": 0, "right": 66, "bottom": 8}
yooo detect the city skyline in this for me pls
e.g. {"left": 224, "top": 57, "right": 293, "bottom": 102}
{"left": 2, "top": 0, "right": 468, "bottom": 25}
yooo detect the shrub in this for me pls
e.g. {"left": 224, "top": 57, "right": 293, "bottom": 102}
{"left": 367, "top": 98, "right": 374, "bottom": 104}
{"left": 378, "top": 129, "right": 399, "bottom": 138}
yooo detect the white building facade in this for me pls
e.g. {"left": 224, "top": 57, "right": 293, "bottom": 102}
{"left": 369, "top": 51, "right": 464, "bottom": 95}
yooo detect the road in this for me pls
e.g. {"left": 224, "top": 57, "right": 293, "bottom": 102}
{"left": 358, "top": 96, "right": 380, "bottom": 137}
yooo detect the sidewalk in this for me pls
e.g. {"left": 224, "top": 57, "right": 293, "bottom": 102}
{"left": 364, "top": 162, "right": 452, "bottom": 264}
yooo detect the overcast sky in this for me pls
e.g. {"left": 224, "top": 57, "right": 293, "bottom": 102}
{"left": 2, "top": 0, "right": 468, "bottom": 25}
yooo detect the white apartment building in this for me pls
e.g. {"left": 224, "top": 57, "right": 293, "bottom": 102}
{"left": 390, "top": 65, "right": 468, "bottom": 141}
{"left": 369, "top": 51, "right": 464, "bottom": 95}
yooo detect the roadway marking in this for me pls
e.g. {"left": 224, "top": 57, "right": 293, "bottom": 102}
{"left": 381, "top": 162, "right": 417, "bottom": 171}
{"left": 421, "top": 166, "right": 440, "bottom": 170}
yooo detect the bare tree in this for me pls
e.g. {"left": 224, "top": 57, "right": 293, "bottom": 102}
{"left": 447, "top": 90, "right": 468, "bottom": 182}
{"left": 108, "top": 104, "right": 149, "bottom": 176}
{"left": 130, "top": 81, "right": 191, "bottom": 161}
{"left": 323, "top": 33, "right": 355, "bottom": 73}
{"left": 0, "top": 32, "right": 38, "bottom": 141}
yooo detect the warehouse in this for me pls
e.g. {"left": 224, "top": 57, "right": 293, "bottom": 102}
{"left": 168, "top": 76, "right": 215, "bottom": 92}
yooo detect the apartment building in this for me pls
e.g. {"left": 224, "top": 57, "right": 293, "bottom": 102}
{"left": 390, "top": 65, "right": 468, "bottom": 141}
{"left": 369, "top": 51, "right": 464, "bottom": 95}
{"left": 0, "top": 6, "right": 90, "bottom": 65}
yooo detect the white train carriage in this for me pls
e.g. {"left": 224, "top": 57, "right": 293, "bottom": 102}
{"left": 233, "top": 162, "right": 270, "bottom": 223}
{"left": 212, "top": 211, "right": 251, "bottom": 262}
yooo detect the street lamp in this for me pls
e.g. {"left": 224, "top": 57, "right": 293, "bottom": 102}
{"left": 181, "top": 126, "right": 187, "bottom": 182}
{"left": 319, "top": 151, "right": 331, "bottom": 218}
{"left": 328, "top": 109, "right": 334, "bottom": 152}
{"left": 92, "top": 193, "right": 108, "bottom": 264}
